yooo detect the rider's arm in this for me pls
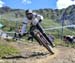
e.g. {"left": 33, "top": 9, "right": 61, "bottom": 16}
{"left": 20, "top": 18, "right": 28, "bottom": 35}
{"left": 37, "top": 15, "right": 44, "bottom": 22}
{"left": 32, "top": 18, "right": 39, "bottom": 26}
{"left": 31, "top": 15, "right": 43, "bottom": 26}
{"left": 33, "top": 13, "right": 43, "bottom": 23}
{"left": 22, "top": 18, "right": 28, "bottom": 24}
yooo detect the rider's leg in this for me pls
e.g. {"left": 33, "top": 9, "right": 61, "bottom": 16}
{"left": 30, "top": 26, "right": 42, "bottom": 45}
{"left": 36, "top": 23, "right": 54, "bottom": 47}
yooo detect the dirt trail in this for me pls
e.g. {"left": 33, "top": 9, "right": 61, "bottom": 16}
{"left": 1, "top": 41, "right": 75, "bottom": 63}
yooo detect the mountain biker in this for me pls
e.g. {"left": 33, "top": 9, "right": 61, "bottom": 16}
{"left": 20, "top": 9, "right": 54, "bottom": 47}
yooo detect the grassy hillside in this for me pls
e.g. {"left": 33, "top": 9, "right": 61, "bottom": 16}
{"left": 0, "top": 40, "right": 19, "bottom": 58}
{"left": 0, "top": 18, "right": 75, "bottom": 37}
{"left": 0, "top": 5, "right": 75, "bottom": 38}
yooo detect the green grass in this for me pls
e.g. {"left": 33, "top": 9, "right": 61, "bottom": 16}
{"left": 41, "top": 19, "right": 61, "bottom": 28}
{"left": 54, "top": 38, "right": 75, "bottom": 48}
{"left": 0, "top": 16, "right": 75, "bottom": 48}
{"left": 0, "top": 42, "right": 19, "bottom": 58}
